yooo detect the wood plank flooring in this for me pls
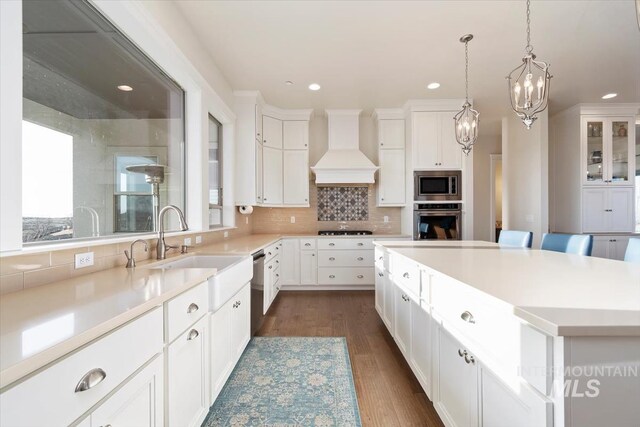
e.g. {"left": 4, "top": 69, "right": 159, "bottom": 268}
{"left": 257, "top": 291, "right": 444, "bottom": 427}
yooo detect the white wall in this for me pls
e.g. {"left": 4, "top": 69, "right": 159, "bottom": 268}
{"left": 472, "top": 135, "right": 502, "bottom": 242}
{"left": 502, "top": 112, "right": 549, "bottom": 248}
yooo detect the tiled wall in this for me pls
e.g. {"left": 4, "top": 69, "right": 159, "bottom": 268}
{"left": 252, "top": 183, "right": 402, "bottom": 235}
{"left": 0, "top": 211, "right": 253, "bottom": 295}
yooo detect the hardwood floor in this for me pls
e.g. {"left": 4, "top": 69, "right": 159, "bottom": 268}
{"left": 257, "top": 291, "right": 444, "bottom": 427}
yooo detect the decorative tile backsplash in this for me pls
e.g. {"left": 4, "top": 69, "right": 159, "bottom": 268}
{"left": 317, "top": 186, "right": 368, "bottom": 221}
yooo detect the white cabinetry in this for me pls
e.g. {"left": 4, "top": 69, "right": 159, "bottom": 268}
{"left": 209, "top": 283, "right": 251, "bottom": 404}
{"left": 262, "top": 115, "right": 283, "bottom": 149}
{"left": 283, "top": 121, "right": 309, "bottom": 149}
{"left": 283, "top": 149, "right": 309, "bottom": 205}
{"left": 582, "top": 187, "right": 634, "bottom": 233}
{"left": 412, "top": 111, "right": 461, "bottom": 170}
{"left": 374, "top": 114, "right": 406, "bottom": 207}
{"left": 394, "top": 285, "right": 412, "bottom": 357}
{"left": 591, "top": 235, "right": 630, "bottom": 260}
{"left": 281, "top": 238, "right": 300, "bottom": 285}
{"left": 300, "top": 250, "right": 318, "bottom": 285}
{"left": 410, "top": 298, "right": 432, "bottom": 399}
{"left": 263, "top": 146, "right": 283, "bottom": 205}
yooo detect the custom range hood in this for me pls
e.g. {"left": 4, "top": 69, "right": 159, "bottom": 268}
{"left": 311, "top": 109, "right": 379, "bottom": 184}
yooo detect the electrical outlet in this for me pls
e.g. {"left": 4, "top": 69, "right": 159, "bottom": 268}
{"left": 224, "top": 231, "right": 229, "bottom": 238}
{"left": 184, "top": 237, "right": 192, "bottom": 246}
{"left": 195, "top": 235, "right": 202, "bottom": 244}
{"left": 383, "top": 216, "right": 389, "bottom": 223}
{"left": 290, "top": 216, "right": 296, "bottom": 224}
{"left": 74, "top": 252, "right": 94, "bottom": 269}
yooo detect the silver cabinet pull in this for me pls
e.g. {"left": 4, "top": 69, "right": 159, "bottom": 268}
{"left": 276, "top": 273, "right": 279, "bottom": 278}
{"left": 460, "top": 311, "right": 475, "bottom": 324}
{"left": 357, "top": 275, "right": 364, "bottom": 279}
{"left": 268, "top": 251, "right": 272, "bottom": 256}
{"left": 457, "top": 349, "right": 467, "bottom": 358}
{"left": 312, "top": 254, "right": 315, "bottom": 257}
{"left": 329, "top": 243, "right": 335, "bottom": 246}
{"left": 276, "top": 260, "right": 279, "bottom": 263}
{"left": 357, "top": 257, "right": 364, "bottom": 261}
{"left": 305, "top": 243, "right": 311, "bottom": 247}
{"left": 464, "top": 354, "right": 475, "bottom": 365}
{"left": 75, "top": 368, "right": 107, "bottom": 393}
{"left": 329, "top": 257, "right": 336, "bottom": 261}
{"left": 187, "top": 329, "right": 199, "bottom": 341}
{"left": 357, "top": 242, "right": 364, "bottom": 246}
{"left": 187, "top": 303, "right": 199, "bottom": 314}
{"left": 378, "top": 272, "right": 384, "bottom": 277}
{"left": 329, "top": 275, "right": 335, "bottom": 279}
{"left": 403, "top": 272, "right": 410, "bottom": 279}
{"left": 378, "top": 256, "right": 383, "bottom": 260}
{"left": 276, "top": 286, "right": 280, "bottom": 291}
{"left": 269, "top": 265, "right": 273, "bottom": 269}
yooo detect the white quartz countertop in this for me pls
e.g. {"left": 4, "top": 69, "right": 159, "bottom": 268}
{"left": 0, "top": 264, "right": 216, "bottom": 389}
{"left": 377, "top": 241, "right": 640, "bottom": 337}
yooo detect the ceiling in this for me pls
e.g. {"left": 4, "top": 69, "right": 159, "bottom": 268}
{"left": 175, "top": 0, "right": 640, "bottom": 134}
{"left": 23, "top": 0, "right": 183, "bottom": 120}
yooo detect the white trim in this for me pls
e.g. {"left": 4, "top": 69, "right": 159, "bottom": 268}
{"left": 489, "top": 154, "right": 503, "bottom": 243}
{"left": 403, "top": 98, "right": 469, "bottom": 114}
{"left": 372, "top": 108, "right": 405, "bottom": 120}
{"left": 281, "top": 285, "right": 374, "bottom": 291}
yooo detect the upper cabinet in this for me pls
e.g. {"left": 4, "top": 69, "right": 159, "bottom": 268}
{"left": 234, "top": 92, "right": 312, "bottom": 207}
{"left": 412, "top": 111, "right": 462, "bottom": 170}
{"left": 583, "top": 117, "right": 635, "bottom": 186}
{"left": 374, "top": 111, "right": 406, "bottom": 207}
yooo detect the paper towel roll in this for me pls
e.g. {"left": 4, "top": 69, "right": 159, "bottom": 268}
{"left": 239, "top": 205, "right": 253, "bottom": 215}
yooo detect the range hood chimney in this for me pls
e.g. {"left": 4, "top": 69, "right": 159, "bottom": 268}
{"left": 311, "top": 109, "right": 379, "bottom": 184}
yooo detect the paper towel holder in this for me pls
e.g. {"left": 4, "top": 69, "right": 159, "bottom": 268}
{"left": 239, "top": 205, "right": 253, "bottom": 215}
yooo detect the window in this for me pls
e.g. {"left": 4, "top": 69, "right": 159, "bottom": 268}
{"left": 208, "top": 115, "right": 223, "bottom": 228}
{"left": 22, "top": 0, "right": 185, "bottom": 243}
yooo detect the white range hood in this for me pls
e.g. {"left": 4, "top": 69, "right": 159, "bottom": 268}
{"left": 311, "top": 109, "right": 379, "bottom": 184}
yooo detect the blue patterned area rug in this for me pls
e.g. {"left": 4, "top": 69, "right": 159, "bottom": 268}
{"left": 203, "top": 337, "right": 362, "bottom": 427}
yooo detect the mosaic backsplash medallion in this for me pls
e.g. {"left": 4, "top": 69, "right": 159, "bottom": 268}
{"left": 317, "top": 186, "right": 368, "bottom": 221}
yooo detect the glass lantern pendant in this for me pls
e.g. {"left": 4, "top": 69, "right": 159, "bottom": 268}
{"left": 507, "top": 0, "right": 552, "bottom": 129}
{"left": 454, "top": 34, "right": 479, "bottom": 155}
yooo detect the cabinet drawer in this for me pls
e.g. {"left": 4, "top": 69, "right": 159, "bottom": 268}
{"left": 166, "top": 281, "right": 208, "bottom": 343}
{"left": 0, "top": 308, "right": 163, "bottom": 427}
{"left": 317, "top": 249, "right": 374, "bottom": 267}
{"left": 264, "top": 240, "right": 281, "bottom": 261}
{"left": 300, "top": 238, "right": 316, "bottom": 249}
{"left": 318, "top": 267, "right": 374, "bottom": 285}
{"left": 265, "top": 256, "right": 280, "bottom": 273}
{"left": 389, "top": 252, "right": 421, "bottom": 291}
{"left": 317, "top": 238, "right": 374, "bottom": 250}
{"left": 431, "top": 274, "right": 520, "bottom": 369}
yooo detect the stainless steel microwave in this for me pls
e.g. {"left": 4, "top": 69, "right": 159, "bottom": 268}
{"left": 414, "top": 170, "right": 461, "bottom": 201}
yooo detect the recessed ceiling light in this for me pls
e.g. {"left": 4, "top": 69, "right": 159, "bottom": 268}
{"left": 117, "top": 85, "right": 133, "bottom": 92}
{"left": 285, "top": 81, "right": 294, "bottom": 85}
{"left": 308, "top": 83, "right": 321, "bottom": 91}
{"left": 427, "top": 82, "right": 440, "bottom": 90}
{"left": 601, "top": 93, "right": 617, "bottom": 99}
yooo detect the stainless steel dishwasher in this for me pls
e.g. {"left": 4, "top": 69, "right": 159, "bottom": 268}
{"left": 250, "top": 250, "right": 265, "bottom": 335}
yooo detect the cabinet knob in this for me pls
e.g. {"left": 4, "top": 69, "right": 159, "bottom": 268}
{"left": 378, "top": 272, "right": 384, "bottom": 277}
{"left": 329, "top": 243, "right": 335, "bottom": 246}
{"left": 329, "top": 257, "right": 336, "bottom": 261}
{"left": 457, "top": 349, "right": 467, "bottom": 358}
{"left": 381, "top": 197, "right": 385, "bottom": 201}
{"left": 403, "top": 272, "right": 410, "bottom": 279}
{"left": 305, "top": 243, "right": 311, "bottom": 246}
{"left": 304, "top": 144, "right": 308, "bottom": 147}
{"left": 187, "top": 329, "right": 199, "bottom": 341}
{"left": 460, "top": 310, "right": 475, "bottom": 324}
{"left": 75, "top": 368, "right": 107, "bottom": 393}
{"left": 357, "top": 242, "right": 364, "bottom": 246}
{"left": 464, "top": 354, "right": 475, "bottom": 365}
{"left": 269, "top": 265, "right": 273, "bottom": 269}
{"left": 187, "top": 303, "right": 199, "bottom": 314}
{"left": 312, "top": 254, "right": 315, "bottom": 257}
{"left": 276, "top": 286, "right": 280, "bottom": 290}
{"left": 329, "top": 275, "right": 335, "bottom": 279}
{"left": 276, "top": 273, "right": 279, "bottom": 277}
{"left": 357, "top": 274, "right": 364, "bottom": 279}
{"left": 357, "top": 257, "right": 364, "bottom": 261}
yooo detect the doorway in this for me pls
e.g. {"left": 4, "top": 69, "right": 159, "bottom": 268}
{"left": 489, "top": 154, "right": 503, "bottom": 243}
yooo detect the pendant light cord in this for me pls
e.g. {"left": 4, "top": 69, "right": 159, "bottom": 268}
{"left": 464, "top": 40, "right": 469, "bottom": 102}
{"left": 525, "top": 0, "right": 533, "bottom": 53}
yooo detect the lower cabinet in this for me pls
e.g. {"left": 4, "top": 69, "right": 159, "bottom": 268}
{"left": 410, "top": 298, "right": 432, "bottom": 400}
{"left": 591, "top": 235, "right": 630, "bottom": 260}
{"left": 210, "top": 283, "right": 251, "bottom": 404}
{"left": 280, "top": 238, "right": 300, "bottom": 285}
{"left": 383, "top": 272, "right": 395, "bottom": 331}
{"left": 394, "top": 285, "right": 412, "bottom": 357}
{"left": 90, "top": 356, "right": 164, "bottom": 427}
{"left": 166, "top": 315, "right": 209, "bottom": 427}
{"left": 434, "top": 326, "right": 478, "bottom": 427}
{"left": 300, "top": 250, "right": 318, "bottom": 285}
{"left": 374, "top": 266, "right": 384, "bottom": 316}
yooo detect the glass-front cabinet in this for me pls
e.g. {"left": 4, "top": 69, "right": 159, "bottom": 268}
{"left": 583, "top": 117, "right": 635, "bottom": 185}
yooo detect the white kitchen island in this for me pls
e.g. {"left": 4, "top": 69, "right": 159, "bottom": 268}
{"left": 374, "top": 241, "right": 640, "bottom": 427}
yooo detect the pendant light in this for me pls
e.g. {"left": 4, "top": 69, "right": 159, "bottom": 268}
{"left": 506, "top": 0, "right": 552, "bottom": 129}
{"left": 454, "top": 34, "right": 479, "bottom": 155}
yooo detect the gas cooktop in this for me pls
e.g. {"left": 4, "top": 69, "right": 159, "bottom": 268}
{"left": 318, "top": 230, "right": 373, "bottom": 236}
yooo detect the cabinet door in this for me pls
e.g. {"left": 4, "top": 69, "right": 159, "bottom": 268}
{"left": 255, "top": 140, "right": 263, "bottom": 204}
{"left": 438, "top": 112, "right": 462, "bottom": 169}
{"left": 374, "top": 266, "right": 385, "bottom": 316}
{"left": 210, "top": 305, "right": 232, "bottom": 403}
{"left": 283, "top": 121, "right": 309, "bottom": 150}
{"left": 231, "top": 285, "right": 251, "bottom": 361}
{"left": 379, "top": 119, "right": 405, "bottom": 149}
{"left": 264, "top": 261, "right": 273, "bottom": 314}
{"left": 591, "top": 236, "right": 611, "bottom": 259}
{"left": 611, "top": 236, "right": 630, "bottom": 261}
{"left": 255, "top": 104, "right": 263, "bottom": 142}
{"left": 412, "top": 112, "right": 439, "bottom": 169}
{"left": 394, "top": 285, "right": 411, "bottom": 357}
{"left": 383, "top": 273, "right": 395, "bottom": 331}
{"left": 262, "top": 146, "right": 283, "bottom": 205}
{"left": 281, "top": 239, "right": 300, "bottom": 285}
{"left": 167, "top": 316, "right": 209, "bottom": 427}
{"left": 91, "top": 356, "right": 164, "bottom": 427}
{"left": 609, "top": 118, "right": 634, "bottom": 185}
{"left": 300, "top": 250, "right": 317, "bottom": 285}
{"left": 410, "top": 300, "right": 432, "bottom": 399}
{"left": 283, "top": 150, "right": 309, "bottom": 205}
{"left": 583, "top": 118, "right": 606, "bottom": 185}
{"left": 435, "top": 327, "right": 478, "bottom": 427}
{"left": 582, "top": 188, "right": 608, "bottom": 232}
{"left": 378, "top": 149, "right": 405, "bottom": 206}
{"left": 608, "top": 187, "right": 634, "bottom": 232}
{"left": 262, "top": 115, "right": 282, "bottom": 149}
